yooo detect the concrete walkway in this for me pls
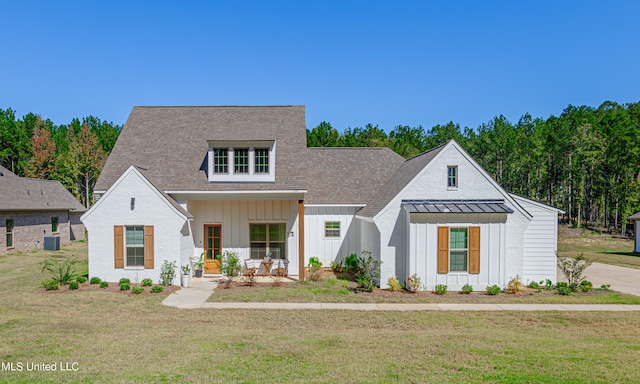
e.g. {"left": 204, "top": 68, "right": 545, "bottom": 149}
{"left": 162, "top": 271, "right": 640, "bottom": 311}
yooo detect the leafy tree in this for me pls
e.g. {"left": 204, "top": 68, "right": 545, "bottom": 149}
{"left": 25, "top": 116, "right": 57, "bottom": 179}
{"left": 307, "top": 121, "right": 341, "bottom": 147}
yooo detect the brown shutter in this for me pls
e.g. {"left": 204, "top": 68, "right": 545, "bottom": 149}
{"left": 469, "top": 226, "right": 480, "bottom": 274}
{"left": 144, "top": 226, "right": 154, "bottom": 269}
{"left": 114, "top": 226, "right": 124, "bottom": 268}
{"left": 437, "top": 226, "right": 449, "bottom": 274}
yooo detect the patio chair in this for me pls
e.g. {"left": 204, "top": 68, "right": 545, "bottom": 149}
{"left": 273, "top": 259, "right": 289, "bottom": 277}
{"left": 243, "top": 259, "right": 258, "bottom": 278}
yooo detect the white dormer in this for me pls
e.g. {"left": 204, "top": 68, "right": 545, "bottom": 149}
{"left": 207, "top": 140, "right": 276, "bottom": 182}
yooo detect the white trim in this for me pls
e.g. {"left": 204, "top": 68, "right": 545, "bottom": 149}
{"left": 165, "top": 190, "right": 307, "bottom": 195}
{"left": 510, "top": 194, "right": 565, "bottom": 214}
{"left": 305, "top": 204, "right": 366, "bottom": 208}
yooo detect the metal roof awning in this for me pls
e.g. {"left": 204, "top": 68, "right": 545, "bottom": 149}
{"left": 402, "top": 199, "right": 514, "bottom": 214}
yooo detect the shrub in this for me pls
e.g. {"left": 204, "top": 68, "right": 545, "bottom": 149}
{"left": 387, "top": 276, "right": 403, "bottom": 292}
{"left": 406, "top": 273, "right": 422, "bottom": 293}
{"left": 596, "top": 283, "right": 611, "bottom": 291}
{"left": 131, "top": 287, "right": 144, "bottom": 295}
{"left": 506, "top": 275, "right": 525, "bottom": 294}
{"left": 434, "top": 284, "right": 448, "bottom": 295}
{"left": 486, "top": 285, "right": 502, "bottom": 295}
{"left": 542, "top": 279, "right": 554, "bottom": 290}
{"left": 355, "top": 251, "right": 381, "bottom": 292}
{"left": 557, "top": 286, "right": 573, "bottom": 295}
{"left": 557, "top": 253, "right": 592, "bottom": 286}
{"left": 141, "top": 278, "right": 153, "bottom": 287}
{"left": 579, "top": 280, "right": 593, "bottom": 292}
{"left": 221, "top": 250, "right": 242, "bottom": 282}
{"left": 308, "top": 256, "right": 323, "bottom": 282}
{"left": 556, "top": 281, "right": 568, "bottom": 289}
{"left": 41, "top": 259, "right": 76, "bottom": 285}
{"left": 344, "top": 253, "right": 359, "bottom": 273}
{"left": 69, "top": 281, "right": 79, "bottom": 290}
{"left": 528, "top": 281, "right": 539, "bottom": 289}
{"left": 330, "top": 260, "right": 344, "bottom": 272}
{"left": 89, "top": 277, "right": 102, "bottom": 285}
{"left": 42, "top": 279, "right": 59, "bottom": 291}
{"left": 160, "top": 260, "right": 177, "bottom": 286}
{"left": 76, "top": 276, "right": 87, "bottom": 284}
{"left": 151, "top": 285, "right": 164, "bottom": 293}
{"left": 119, "top": 282, "right": 130, "bottom": 291}
{"left": 461, "top": 284, "right": 473, "bottom": 294}
{"left": 99, "top": 281, "right": 108, "bottom": 289}
{"left": 119, "top": 278, "right": 130, "bottom": 285}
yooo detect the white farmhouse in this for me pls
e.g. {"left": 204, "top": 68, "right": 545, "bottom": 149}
{"left": 82, "top": 106, "right": 561, "bottom": 289}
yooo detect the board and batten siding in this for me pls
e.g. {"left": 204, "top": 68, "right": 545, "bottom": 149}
{"left": 188, "top": 199, "right": 299, "bottom": 273}
{"left": 304, "top": 206, "right": 360, "bottom": 267}
{"left": 512, "top": 195, "right": 559, "bottom": 284}
{"left": 408, "top": 212, "right": 507, "bottom": 290}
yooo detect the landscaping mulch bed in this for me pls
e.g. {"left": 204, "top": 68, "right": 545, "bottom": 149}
{"left": 39, "top": 282, "right": 181, "bottom": 296}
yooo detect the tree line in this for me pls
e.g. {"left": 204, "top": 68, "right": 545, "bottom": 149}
{"left": 0, "top": 108, "right": 120, "bottom": 208}
{"left": 2, "top": 101, "right": 639, "bottom": 233}
{"left": 307, "top": 101, "right": 640, "bottom": 233}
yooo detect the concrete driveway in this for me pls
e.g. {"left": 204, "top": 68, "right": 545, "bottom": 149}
{"left": 559, "top": 262, "right": 640, "bottom": 296}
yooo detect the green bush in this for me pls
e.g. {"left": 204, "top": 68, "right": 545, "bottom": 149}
{"left": 69, "top": 281, "right": 79, "bottom": 290}
{"left": 579, "top": 280, "right": 593, "bottom": 292}
{"left": 141, "top": 278, "right": 153, "bottom": 287}
{"left": 76, "top": 276, "right": 87, "bottom": 284}
{"left": 486, "top": 285, "right": 502, "bottom": 295}
{"left": 387, "top": 276, "right": 402, "bottom": 292}
{"left": 434, "top": 284, "right": 448, "bottom": 295}
{"left": 151, "top": 285, "right": 164, "bottom": 293}
{"left": 42, "top": 279, "right": 59, "bottom": 291}
{"left": 119, "top": 282, "right": 130, "bottom": 291}
{"left": 557, "top": 286, "right": 573, "bottom": 295}
{"left": 344, "top": 253, "right": 359, "bottom": 273}
{"left": 556, "top": 281, "right": 568, "bottom": 289}
{"left": 119, "top": 278, "right": 130, "bottom": 285}
{"left": 99, "top": 281, "right": 108, "bottom": 289}
{"left": 308, "top": 256, "right": 323, "bottom": 282}
{"left": 89, "top": 277, "right": 102, "bottom": 285}
{"left": 461, "top": 284, "right": 473, "bottom": 294}
{"left": 596, "top": 283, "right": 611, "bottom": 291}
{"left": 160, "top": 260, "right": 177, "bottom": 286}
{"left": 355, "top": 251, "right": 381, "bottom": 292}
{"left": 528, "top": 281, "right": 539, "bottom": 289}
{"left": 131, "top": 287, "right": 144, "bottom": 295}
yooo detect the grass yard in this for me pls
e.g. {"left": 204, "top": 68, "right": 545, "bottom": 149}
{"left": 558, "top": 225, "right": 640, "bottom": 269}
{"left": 0, "top": 241, "right": 639, "bottom": 383}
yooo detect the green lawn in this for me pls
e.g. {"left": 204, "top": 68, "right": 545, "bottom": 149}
{"left": 558, "top": 225, "right": 640, "bottom": 269}
{"left": 1, "top": 241, "right": 639, "bottom": 383}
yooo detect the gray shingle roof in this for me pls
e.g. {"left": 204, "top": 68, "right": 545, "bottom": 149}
{"left": 305, "top": 148, "right": 405, "bottom": 204}
{"left": 95, "top": 106, "right": 308, "bottom": 192}
{"left": 628, "top": 212, "right": 640, "bottom": 220}
{"left": 357, "top": 142, "right": 448, "bottom": 218}
{"left": 402, "top": 200, "right": 514, "bottom": 214}
{"left": 0, "top": 165, "right": 86, "bottom": 212}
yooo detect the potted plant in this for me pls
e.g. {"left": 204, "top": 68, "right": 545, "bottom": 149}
{"left": 192, "top": 253, "right": 204, "bottom": 277}
{"left": 181, "top": 265, "right": 191, "bottom": 288}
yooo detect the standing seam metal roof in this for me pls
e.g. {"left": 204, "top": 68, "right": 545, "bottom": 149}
{"left": 402, "top": 200, "right": 514, "bottom": 214}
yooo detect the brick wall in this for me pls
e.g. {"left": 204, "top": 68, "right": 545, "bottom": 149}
{"left": 0, "top": 211, "right": 82, "bottom": 253}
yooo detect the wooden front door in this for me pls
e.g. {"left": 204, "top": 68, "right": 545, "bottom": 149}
{"left": 204, "top": 224, "right": 222, "bottom": 273}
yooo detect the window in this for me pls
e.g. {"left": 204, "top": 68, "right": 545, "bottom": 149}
{"left": 125, "top": 226, "right": 145, "bottom": 267}
{"left": 437, "top": 226, "right": 480, "bottom": 274}
{"left": 324, "top": 221, "right": 340, "bottom": 238}
{"left": 51, "top": 217, "right": 59, "bottom": 233}
{"left": 447, "top": 166, "right": 458, "bottom": 188}
{"left": 6, "top": 219, "right": 13, "bottom": 248}
{"left": 254, "top": 148, "right": 269, "bottom": 174}
{"left": 449, "top": 228, "right": 468, "bottom": 272}
{"left": 234, "top": 148, "right": 249, "bottom": 174}
{"left": 250, "top": 223, "right": 286, "bottom": 259}
{"left": 213, "top": 148, "right": 228, "bottom": 174}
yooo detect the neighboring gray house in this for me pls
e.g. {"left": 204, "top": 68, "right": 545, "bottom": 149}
{"left": 82, "top": 105, "right": 561, "bottom": 289}
{"left": 0, "top": 165, "right": 86, "bottom": 253}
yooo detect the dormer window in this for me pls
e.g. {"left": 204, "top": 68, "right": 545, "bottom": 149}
{"left": 208, "top": 141, "right": 276, "bottom": 182}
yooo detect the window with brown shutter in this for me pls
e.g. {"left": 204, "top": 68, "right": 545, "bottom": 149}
{"left": 114, "top": 226, "right": 124, "bottom": 268}
{"left": 437, "top": 226, "right": 480, "bottom": 274}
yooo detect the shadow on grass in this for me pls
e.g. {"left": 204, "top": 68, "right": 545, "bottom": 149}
{"left": 601, "top": 251, "right": 640, "bottom": 258}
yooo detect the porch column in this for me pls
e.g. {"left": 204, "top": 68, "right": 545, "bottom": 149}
{"left": 298, "top": 199, "right": 305, "bottom": 280}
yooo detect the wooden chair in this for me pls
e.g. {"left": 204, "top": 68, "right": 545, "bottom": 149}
{"left": 274, "top": 259, "right": 289, "bottom": 277}
{"left": 243, "top": 259, "right": 258, "bottom": 278}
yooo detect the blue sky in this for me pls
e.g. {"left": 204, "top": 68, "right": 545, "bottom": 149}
{"left": 2, "top": 1, "right": 639, "bottom": 132}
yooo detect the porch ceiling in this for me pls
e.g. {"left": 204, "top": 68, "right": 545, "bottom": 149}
{"left": 402, "top": 200, "right": 514, "bottom": 214}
